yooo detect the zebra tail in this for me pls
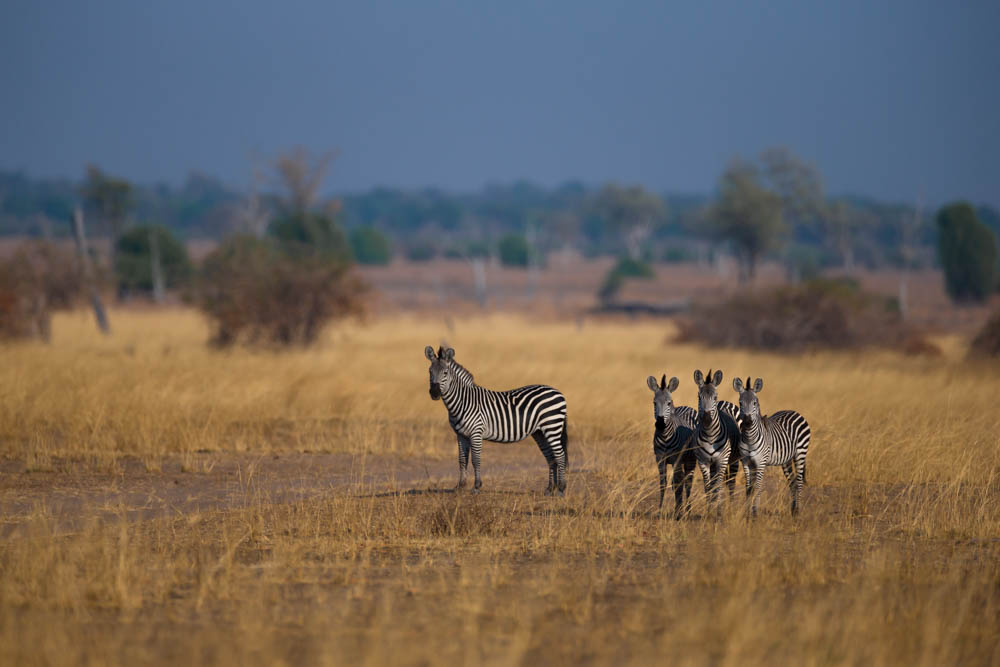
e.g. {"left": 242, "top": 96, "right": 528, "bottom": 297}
{"left": 561, "top": 424, "right": 569, "bottom": 470}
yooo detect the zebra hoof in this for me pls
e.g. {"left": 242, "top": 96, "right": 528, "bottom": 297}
{"left": 471, "top": 488, "right": 481, "bottom": 495}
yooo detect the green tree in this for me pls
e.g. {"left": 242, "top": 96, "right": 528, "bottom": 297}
{"left": 591, "top": 184, "right": 667, "bottom": 259}
{"left": 498, "top": 234, "right": 532, "bottom": 267}
{"left": 349, "top": 226, "right": 393, "bottom": 265}
{"left": 710, "top": 159, "right": 785, "bottom": 282}
{"left": 268, "top": 212, "right": 353, "bottom": 262}
{"left": 936, "top": 202, "right": 997, "bottom": 303}
{"left": 115, "top": 224, "right": 191, "bottom": 294}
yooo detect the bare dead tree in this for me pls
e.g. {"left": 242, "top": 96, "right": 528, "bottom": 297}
{"left": 272, "top": 147, "right": 339, "bottom": 216}
{"left": 898, "top": 193, "right": 922, "bottom": 321}
{"left": 149, "top": 228, "right": 166, "bottom": 303}
{"left": 72, "top": 206, "right": 111, "bottom": 334}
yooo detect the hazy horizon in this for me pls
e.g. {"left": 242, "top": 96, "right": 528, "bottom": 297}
{"left": 2, "top": 1, "right": 998, "bottom": 207}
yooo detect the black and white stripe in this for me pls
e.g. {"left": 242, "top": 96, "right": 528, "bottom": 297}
{"left": 692, "top": 369, "right": 741, "bottom": 515}
{"left": 647, "top": 374, "right": 698, "bottom": 518}
{"left": 425, "top": 346, "right": 569, "bottom": 495}
{"left": 733, "top": 377, "right": 811, "bottom": 516}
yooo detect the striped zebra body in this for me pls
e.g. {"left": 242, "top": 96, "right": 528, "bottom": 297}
{"left": 734, "top": 377, "right": 811, "bottom": 516}
{"left": 692, "top": 369, "right": 741, "bottom": 515}
{"left": 654, "top": 406, "right": 697, "bottom": 518}
{"left": 426, "top": 346, "right": 569, "bottom": 494}
{"left": 648, "top": 374, "right": 697, "bottom": 518}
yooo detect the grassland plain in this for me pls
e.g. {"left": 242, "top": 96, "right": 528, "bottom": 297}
{"left": 1, "top": 309, "right": 999, "bottom": 665}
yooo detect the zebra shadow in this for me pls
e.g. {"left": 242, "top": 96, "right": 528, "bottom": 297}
{"left": 359, "top": 487, "right": 528, "bottom": 499}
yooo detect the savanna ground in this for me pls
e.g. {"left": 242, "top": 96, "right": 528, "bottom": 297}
{"left": 2, "top": 300, "right": 1000, "bottom": 665}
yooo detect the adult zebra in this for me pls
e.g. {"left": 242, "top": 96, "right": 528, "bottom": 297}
{"left": 733, "top": 377, "right": 811, "bottom": 516}
{"left": 647, "top": 374, "right": 698, "bottom": 519}
{"left": 425, "top": 346, "right": 569, "bottom": 495}
{"left": 692, "top": 369, "right": 741, "bottom": 514}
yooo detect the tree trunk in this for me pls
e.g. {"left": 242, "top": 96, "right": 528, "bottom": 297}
{"left": 73, "top": 206, "right": 111, "bottom": 334}
{"left": 471, "top": 258, "right": 488, "bottom": 308}
{"left": 149, "top": 229, "right": 166, "bottom": 303}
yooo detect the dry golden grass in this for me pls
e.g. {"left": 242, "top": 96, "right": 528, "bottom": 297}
{"left": 1, "top": 309, "right": 999, "bottom": 665}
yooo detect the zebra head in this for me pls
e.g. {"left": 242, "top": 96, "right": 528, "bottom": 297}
{"left": 693, "top": 368, "right": 724, "bottom": 420}
{"left": 424, "top": 345, "right": 456, "bottom": 400}
{"left": 647, "top": 374, "right": 680, "bottom": 428}
{"left": 733, "top": 376, "right": 764, "bottom": 422}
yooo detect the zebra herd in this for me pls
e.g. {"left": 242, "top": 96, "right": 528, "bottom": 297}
{"left": 425, "top": 345, "right": 810, "bottom": 517}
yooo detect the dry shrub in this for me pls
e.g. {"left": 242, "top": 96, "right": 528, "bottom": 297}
{"left": 0, "top": 241, "right": 84, "bottom": 341}
{"left": 196, "top": 235, "right": 366, "bottom": 347}
{"left": 969, "top": 309, "right": 1000, "bottom": 357}
{"left": 417, "top": 494, "right": 515, "bottom": 537}
{"left": 676, "top": 278, "right": 937, "bottom": 353}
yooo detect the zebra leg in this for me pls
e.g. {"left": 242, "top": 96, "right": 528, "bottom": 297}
{"left": 725, "top": 460, "right": 737, "bottom": 501}
{"left": 470, "top": 432, "right": 484, "bottom": 492}
{"left": 782, "top": 462, "right": 797, "bottom": 515}
{"left": 711, "top": 463, "right": 724, "bottom": 518}
{"left": 532, "top": 431, "right": 556, "bottom": 495}
{"left": 456, "top": 434, "right": 471, "bottom": 489}
{"left": 697, "top": 461, "right": 713, "bottom": 515}
{"left": 750, "top": 465, "right": 765, "bottom": 518}
{"left": 656, "top": 454, "right": 668, "bottom": 511}
{"left": 671, "top": 461, "right": 687, "bottom": 519}
{"left": 682, "top": 461, "right": 694, "bottom": 517}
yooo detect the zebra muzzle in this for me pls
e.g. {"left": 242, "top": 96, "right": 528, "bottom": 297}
{"left": 429, "top": 383, "right": 442, "bottom": 400}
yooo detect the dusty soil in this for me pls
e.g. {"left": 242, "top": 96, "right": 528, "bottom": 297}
{"left": 0, "top": 448, "right": 550, "bottom": 536}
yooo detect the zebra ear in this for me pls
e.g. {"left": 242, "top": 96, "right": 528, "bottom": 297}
{"left": 443, "top": 348, "right": 455, "bottom": 361}
{"left": 712, "top": 370, "right": 723, "bottom": 387}
{"left": 667, "top": 377, "right": 679, "bottom": 393}
{"left": 733, "top": 377, "right": 744, "bottom": 393}
{"left": 424, "top": 346, "right": 436, "bottom": 361}
{"left": 693, "top": 369, "right": 704, "bottom": 386}
{"left": 647, "top": 376, "right": 659, "bottom": 392}
{"left": 753, "top": 378, "right": 764, "bottom": 393}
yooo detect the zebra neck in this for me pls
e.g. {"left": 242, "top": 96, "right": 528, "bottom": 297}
{"left": 441, "top": 377, "right": 476, "bottom": 414}
{"left": 743, "top": 415, "right": 764, "bottom": 445}
{"left": 656, "top": 418, "right": 677, "bottom": 439}
{"left": 701, "top": 409, "right": 721, "bottom": 437}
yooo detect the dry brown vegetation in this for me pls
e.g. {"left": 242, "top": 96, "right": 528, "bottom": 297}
{"left": 1, "top": 310, "right": 999, "bottom": 665}
{"left": 675, "top": 278, "right": 939, "bottom": 354}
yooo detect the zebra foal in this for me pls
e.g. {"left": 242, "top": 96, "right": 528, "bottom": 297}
{"left": 733, "top": 377, "right": 811, "bottom": 516}
{"left": 647, "top": 374, "right": 697, "bottom": 518}
{"left": 425, "top": 345, "right": 569, "bottom": 495}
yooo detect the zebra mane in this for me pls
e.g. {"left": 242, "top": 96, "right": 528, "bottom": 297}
{"left": 447, "top": 358, "right": 475, "bottom": 384}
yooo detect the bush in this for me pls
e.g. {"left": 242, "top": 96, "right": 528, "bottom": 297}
{"left": 268, "top": 212, "right": 353, "bottom": 263}
{"left": 0, "top": 241, "right": 84, "bottom": 341}
{"left": 195, "top": 235, "right": 365, "bottom": 347}
{"left": 349, "top": 226, "right": 392, "bottom": 265}
{"left": 612, "top": 257, "right": 655, "bottom": 279}
{"left": 595, "top": 257, "right": 656, "bottom": 303}
{"left": 663, "top": 246, "right": 696, "bottom": 264}
{"left": 498, "top": 234, "right": 534, "bottom": 268}
{"left": 675, "top": 278, "right": 936, "bottom": 353}
{"left": 970, "top": 310, "right": 1000, "bottom": 357}
{"left": 937, "top": 203, "right": 997, "bottom": 303}
{"left": 115, "top": 224, "right": 191, "bottom": 293}
{"left": 406, "top": 244, "right": 437, "bottom": 262}
{"left": 597, "top": 269, "right": 625, "bottom": 303}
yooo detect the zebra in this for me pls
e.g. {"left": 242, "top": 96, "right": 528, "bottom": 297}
{"left": 692, "top": 369, "right": 741, "bottom": 514}
{"left": 425, "top": 345, "right": 569, "bottom": 495}
{"left": 647, "top": 374, "right": 698, "bottom": 518}
{"left": 733, "top": 377, "right": 811, "bottom": 516}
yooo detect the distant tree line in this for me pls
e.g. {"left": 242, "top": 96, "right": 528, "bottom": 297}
{"left": 2, "top": 146, "right": 999, "bottom": 308}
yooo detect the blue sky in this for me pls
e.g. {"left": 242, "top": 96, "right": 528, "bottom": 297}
{"left": 1, "top": 0, "right": 997, "bottom": 206}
